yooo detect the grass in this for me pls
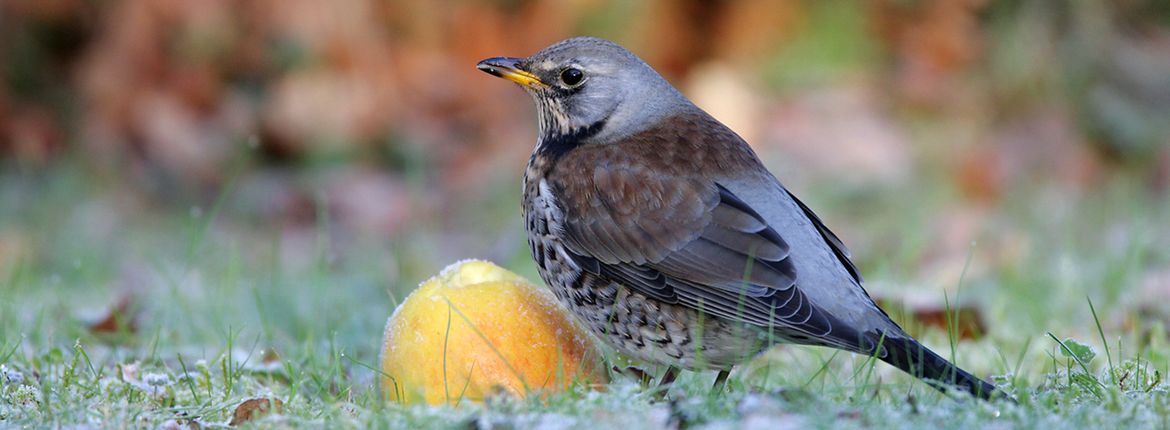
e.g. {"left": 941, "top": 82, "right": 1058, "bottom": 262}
{"left": 2, "top": 158, "right": 1170, "bottom": 429}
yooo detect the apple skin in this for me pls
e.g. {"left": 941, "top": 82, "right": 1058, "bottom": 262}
{"left": 380, "top": 260, "right": 609, "bottom": 405}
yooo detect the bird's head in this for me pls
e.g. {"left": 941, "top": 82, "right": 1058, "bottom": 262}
{"left": 477, "top": 37, "right": 691, "bottom": 152}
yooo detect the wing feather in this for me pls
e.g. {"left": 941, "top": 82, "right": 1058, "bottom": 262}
{"left": 547, "top": 113, "right": 873, "bottom": 352}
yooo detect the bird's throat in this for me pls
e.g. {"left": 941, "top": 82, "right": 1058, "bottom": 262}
{"left": 536, "top": 119, "right": 607, "bottom": 162}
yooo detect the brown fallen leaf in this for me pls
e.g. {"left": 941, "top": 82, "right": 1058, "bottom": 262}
{"left": 229, "top": 397, "right": 283, "bottom": 426}
{"left": 87, "top": 291, "right": 139, "bottom": 335}
{"left": 243, "top": 348, "right": 285, "bottom": 377}
{"left": 259, "top": 348, "right": 281, "bottom": 367}
{"left": 86, "top": 264, "right": 152, "bottom": 337}
{"left": 876, "top": 297, "right": 987, "bottom": 340}
{"left": 908, "top": 305, "right": 986, "bottom": 340}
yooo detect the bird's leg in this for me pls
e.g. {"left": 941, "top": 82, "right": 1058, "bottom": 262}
{"left": 652, "top": 366, "right": 681, "bottom": 400}
{"left": 658, "top": 366, "right": 680, "bottom": 387}
{"left": 711, "top": 369, "right": 731, "bottom": 393}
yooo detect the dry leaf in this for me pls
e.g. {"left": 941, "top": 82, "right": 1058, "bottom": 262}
{"left": 243, "top": 349, "right": 284, "bottom": 375}
{"left": 229, "top": 397, "right": 283, "bottom": 426}
{"left": 907, "top": 305, "right": 986, "bottom": 340}
{"left": 261, "top": 348, "right": 280, "bottom": 365}
{"left": 87, "top": 292, "right": 139, "bottom": 335}
{"left": 876, "top": 297, "right": 987, "bottom": 340}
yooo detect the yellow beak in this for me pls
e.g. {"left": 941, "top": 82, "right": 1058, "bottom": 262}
{"left": 477, "top": 57, "right": 546, "bottom": 88}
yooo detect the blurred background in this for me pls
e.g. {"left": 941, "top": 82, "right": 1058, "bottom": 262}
{"left": 2, "top": 0, "right": 1170, "bottom": 361}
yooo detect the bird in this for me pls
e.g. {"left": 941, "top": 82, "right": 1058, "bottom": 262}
{"left": 477, "top": 36, "right": 1007, "bottom": 401}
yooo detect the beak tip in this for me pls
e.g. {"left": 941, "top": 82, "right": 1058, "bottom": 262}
{"left": 475, "top": 58, "right": 509, "bottom": 78}
{"left": 476, "top": 56, "right": 543, "bottom": 87}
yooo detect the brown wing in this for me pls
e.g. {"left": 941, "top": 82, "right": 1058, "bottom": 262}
{"left": 548, "top": 115, "right": 869, "bottom": 348}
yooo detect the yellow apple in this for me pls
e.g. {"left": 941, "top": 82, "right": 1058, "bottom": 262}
{"left": 380, "top": 260, "right": 608, "bottom": 405}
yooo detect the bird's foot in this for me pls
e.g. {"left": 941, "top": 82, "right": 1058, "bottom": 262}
{"left": 711, "top": 369, "right": 731, "bottom": 394}
{"left": 652, "top": 366, "right": 681, "bottom": 401}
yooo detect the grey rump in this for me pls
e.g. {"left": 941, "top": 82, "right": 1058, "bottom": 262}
{"left": 476, "top": 36, "right": 1005, "bottom": 401}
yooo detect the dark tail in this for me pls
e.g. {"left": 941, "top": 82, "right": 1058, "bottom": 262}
{"left": 877, "top": 336, "right": 1009, "bottom": 401}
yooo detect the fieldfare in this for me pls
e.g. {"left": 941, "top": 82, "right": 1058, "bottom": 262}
{"left": 477, "top": 37, "right": 1006, "bottom": 401}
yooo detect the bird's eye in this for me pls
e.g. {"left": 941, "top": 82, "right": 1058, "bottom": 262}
{"left": 559, "top": 68, "right": 585, "bottom": 87}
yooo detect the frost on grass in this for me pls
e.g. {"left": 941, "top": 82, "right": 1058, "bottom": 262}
{"left": 0, "top": 364, "right": 24, "bottom": 385}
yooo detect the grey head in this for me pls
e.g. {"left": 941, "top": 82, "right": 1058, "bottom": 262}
{"left": 477, "top": 37, "right": 693, "bottom": 151}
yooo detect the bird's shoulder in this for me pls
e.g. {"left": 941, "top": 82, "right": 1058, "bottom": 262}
{"left": 551, "top": 110, "right": 762, "bottom": 182}
{"left": 545, "top": 110, "right": 763, "bottom": 216}
{"left": 541, "top": 111, "right": 765, "bottom": 263}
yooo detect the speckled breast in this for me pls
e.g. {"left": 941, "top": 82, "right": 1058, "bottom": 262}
{"left": 521, "top": 158, "right": 763, "bottom": 370}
